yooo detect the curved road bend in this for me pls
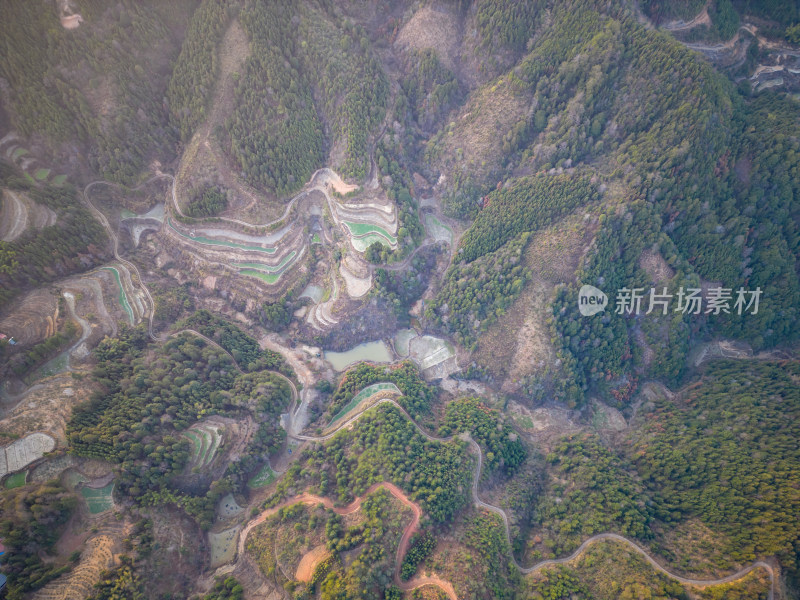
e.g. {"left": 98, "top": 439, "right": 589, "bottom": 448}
{"left": 84, "top": 177, "right": 776, "bottom": 599}
{"left": 284, "top": 398, "right": 776, "bottom": 600}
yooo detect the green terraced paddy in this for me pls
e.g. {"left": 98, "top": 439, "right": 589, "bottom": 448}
{"left": 51, "top": 174, "right": 67, "bottom": 186}
{"left": 239, "top": 269, "right": 280, "bottom": 283}
{"left": 4, "top": 471, "right": 26, "bottom": 489}
{"left": 343, "top": 221, "right": 397, "bottom": 244}
{"left": 184, "top": 426, "right": 221, "bottom": 467}
{"left": 34, "top": 168, "right": 50, "bottom": 180}
{"left": 102, "top": 267, "right": 134, "bottom": 325}
{"left": 204, "top": 429, "right": 222, "bottom": 465}
{"left": 235, "top": 251, "right": 297, "bottom": 273}
{"left": 248, "top": 463, "right": 276, "bottom": 488}
{"left": 184, "top": 430, "right": 203, "bottom": 462}
{"left": 329, "top": 382, "right": 401, "bottom": 425}
{"left": 351, "top": 233, "right": 393, "bottom": 252}
{"left": 81, "top": 482, "right": 115, "bottom": 515}
{"left": 168, "top": 218, "right": 276, "bottom": 253}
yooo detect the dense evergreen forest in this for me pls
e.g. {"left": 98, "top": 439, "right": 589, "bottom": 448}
{"left": 439, "top": 397, "right": 527, "bottom": 475}
{"left": 0, "top": 183, "right": 109, "bottom": 310}
{"left": 224, "top": 0, "right": 325, "bottom": 197}
{"left": 272, "top": 404, "right": 473, "bottom": 522}
{"left": 177, "top": 309, "right": 290, "bottom": 375}
{"left": 427, "top": 0, "right": 800, "bottom": 405}
{"left": 167, "top": 0, "right": 237, "bottom": 141}
{"left": 67, "top": 322, "right": 292, "bottom": 528}
{"left": 326, "top": 361, "right": 435, "bottom": 421}
{"left": 0, "top": 483, "right": 77, "bottom": 599}
{"left": 628, "top": 361, "right": 800, "bottom": 571}
{"left": 0, "top": 0, "right": 190, "bottom": 183}
{"left": 427, "top": 232, "right": 530, "bottom": 349}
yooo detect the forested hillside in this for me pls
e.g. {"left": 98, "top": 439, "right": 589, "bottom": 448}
{"left": 2, "top": 0, "right": 799, "bottom": 598}
{"left": 0, "top": 0, "right": 193, "bottom": 182}
{"left": 0, "top": 182, "right": 109, "bottom": 310}
{"left": 428, "top": 0, "right": 800, "bottom": 404}
{"left": 67, "top": 322, "right": 292, "bottom": 528}
{"left": 224, "top": 0, "right": 325, "bottom": 197}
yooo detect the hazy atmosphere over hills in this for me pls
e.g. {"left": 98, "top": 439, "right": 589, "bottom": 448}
{"left": 0, "top": 0, "right": 799, "bottom": 599}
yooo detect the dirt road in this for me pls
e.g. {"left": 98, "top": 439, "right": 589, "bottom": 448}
{"left": 286, "top": 398, "right": 776, "bottom": 600}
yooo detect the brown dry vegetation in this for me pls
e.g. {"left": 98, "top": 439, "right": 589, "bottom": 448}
{"left": 295, "top": 544, "right": 331, "bottom": 582}
{"left": 395, "top": 4, "right": 461, "bottom": 71}
{"left": 0, "top": 287, "right": 58, "bottom": 346}
{"left": 140, "top": 506, "right": 207, "bottom": 598}
{"left": 472, "top": 210, "right": 598, "bottom": 390}
{"left": 431, "top": 76, "right": 527, "bottom": 187}
{"left": 638, "top": 249, "right": 675, "bottom": 284}
{"left": 33, "top": 535, "right": 116, "bottom": 600}
{"left": 653, "top": 518, "right": 743, "bottom": 577}
{"left": 0, "top": 371, "right": 95, "bottom": 444}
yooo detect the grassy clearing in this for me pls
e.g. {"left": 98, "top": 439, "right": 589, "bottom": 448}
{"left": 50, "top": 174, "right": 67, "bottom": 186}
{"left": 34, "top": 168, "right": 50, "bottom": 180}
{"left": 312, "top": 232, "right": 321, "bottom": 244}
{"left": 11, "top": 148, "right": 27, "bottom": 160}
{"left": 248, "top": 463, "right": 276, "bottom": 488}
{"left": 81, "top": 482, "right": 115, "bottom": 515}
{"left": 425, "top": 213, "right": 453, "bottom": 243}
{"left": 27, "top": 351, "right": 69, "bottom": 383}
{"left": 4, "top": 471, "right": 27, "bottom": 489}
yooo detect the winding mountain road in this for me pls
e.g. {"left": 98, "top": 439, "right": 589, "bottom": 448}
{"left": 280, "top": 398, "right": 776, "bottom": 600}
{"left": 82, "top": 177, "right": 165, "bottom": 341}
{"left": 79, "top": 161, "right": 775, "bottom": 600}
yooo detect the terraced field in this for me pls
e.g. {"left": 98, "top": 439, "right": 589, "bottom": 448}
{"left": 183, "top": 422, "right": 223, "bottom": 469}
{"left": 328, "top": 382, "right": 402, "bottom": 425}
{"left": 343, "top": 221, "right": 398, "bottom": 245}
{"left": 235, "top": 250, "right": 300, "bottom": 283}
{"left": 0, "top": 287, "right": 58, "bottom": 346}
{"left": 0, "top": 432, "right": 56, "bottom": 478}
{"left": 80, "top": 481, "right": 115, "bottom": 515}
{"left": 101, "top": 266, "right": 135, "bottom": 325}
{"left": 168, "top": 218, "right": 277, "bottom": 253}
{"left": 33, "top": 535, "right": 115, "bottom": 600}
{"left": 209, "top": 525, "right": 240, "bottom": 568}
{"left": 0, "top": 134, "right": 68, "bottom": 188}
